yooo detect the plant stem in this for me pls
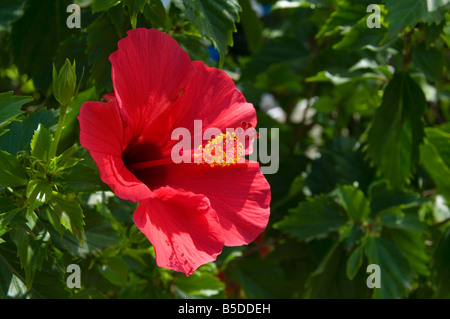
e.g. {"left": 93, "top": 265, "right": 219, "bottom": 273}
{"left": 50, "top": 104, "right": 68, "bottom": 159}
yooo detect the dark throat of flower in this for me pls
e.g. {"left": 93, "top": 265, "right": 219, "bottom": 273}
{"left": 124, "top": 123, "right": 257, "bottom": 177}
{"left": 126, "top": 157, "right": 174, "bottom": 172}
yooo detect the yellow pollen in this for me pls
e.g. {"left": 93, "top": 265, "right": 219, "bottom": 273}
{"left": 193, "top": 132, "right": 244, "bottom": 167}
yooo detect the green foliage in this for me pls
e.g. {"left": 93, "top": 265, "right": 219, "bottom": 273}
{"left": 274, "top": 194, "right": 347, "bottom": 241}
{"left": 8, "top": 0, "right": 73, "bottom": 91}
{"left": 420, "top": 126, "right": 450, "bottom": 199}
{"left": 0, "top": 0, "right": 449, "bottom": 299}
{"left": 0, "top": 91, "right": 31, "bottom": 136}
{"left": 0, "top": 150, "right": 27, "bottom": 187}
{"left": 366, "top": 72, "right": 426, "bottom": 188}
{"left": 174, "top": 268, "right": 225, "bottom": 298}
{"left": 180, "top": 0, "right": 241, "bottom": 67}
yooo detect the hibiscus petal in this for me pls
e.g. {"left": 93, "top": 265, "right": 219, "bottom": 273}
{"left": 133, "top": 187, "right": 225, "bottom": 276}
{"left": 78, "top": 100, "right": 152, "bottom": 202}
{"left": 109, "top": 28, "right": 194, "bottom": 131}
{"left": 140, "top": 161, "right": 271, "bottom": 246}
{"left": 165, "top": 61, "right": 258, "bottom": 155}
{"left": 177, "top": 61, "right": 257, "bottom": 130}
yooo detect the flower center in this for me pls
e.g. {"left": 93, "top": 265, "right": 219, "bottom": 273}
{"left": 126, "top": 157, "right": 174, "bottom": 172}
{"left": 122, "top": 140, "right": 169, "bottom": 188}
{"left": 194, "top": 131, "right": 245, "bottom": 167}
{"left": 124, "top": 122, "right": 257, "bottom": 178}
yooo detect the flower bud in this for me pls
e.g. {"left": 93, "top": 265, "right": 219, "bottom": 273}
{"left": 52, "top": 59, "right": 77, "bottom": 106}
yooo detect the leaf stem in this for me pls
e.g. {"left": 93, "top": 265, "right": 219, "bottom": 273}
{"left": 401, "top": 29, "right": 414, "bottom": 71}
{"left": 49, "top": 104, "right": 68, "bottom": 159}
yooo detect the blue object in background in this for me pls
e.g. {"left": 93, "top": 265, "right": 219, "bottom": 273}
{"left": 207, "top": 45, "right": 220, "bottom": 62}
{"left": 262, "top": 4, "right": 271, "bottom": 15}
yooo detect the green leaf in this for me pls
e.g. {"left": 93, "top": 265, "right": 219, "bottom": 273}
{"left": 344, "top": 224, "right": 366, "bottom": 252}
{"left": 49, "top": 145, "right": 83, "bottom": 174}
{"left": 85, "top": 9, "right": 125, "bottom": 95}
{"left": 231, "top": 257, "right": 289, "bottom": 298}
{"left": 142, "top": 0, "right": 168, "bottom": 29}
{"left": 337, "top": 185, "right": 371, "bottom": 221}
{"left": 306, "top": 137, "right": 375, "bottom": 195}
{"left": 0, "top": 241, "right": 69, "bottom": 299}
{"left": 420, "top": 127, "right": 450, "bottom": 200}
{"left": 0, "top": 150, "right": 27, "bottom": 187}
{"left": 182, "top": 0, "right": 241, "bottom": 67}
{"left": 0, "top": 206, "right": 19, "bottom": 240}
{"left": 364, "top": 236, "right": 414, "bottom": 298}
{"left": 128, "top": 224, "right": 146, "bottom": 244}
{"left": 49, "top": 208, "right": 119, "bottom": 258}
{"left": 238, "top": 0, "right": 263, "bottom": 53}
{"left": 97, "top": 257, "right": 129, "bottom": 286}
{"left": 55, "top": 162, "right": 107, "bottom": 193}
{"left": 57, "top": 88, "right": 95, "bottom": 152}
{"left": 91, "top": 0, "right": 122, "bottom": 12}
{"left": 333, "top": 14, "right": 386, "bottom": 51}
{"left": 424, "top": 21, "right": 445, "bottom": 45}
{"left": 0, "top": 91, "right": 31, "bottom": 135}
{"left": 174, "top": 271, "right": 225, "bottom": 297}
{"left": 28, "top": 253, "right": 69, "bottom": 299}
{"left": 242, "top": 37, "right": 309, "bottom": 82}
{"left": 48, "top": 193, "right": 85, "bottom": 242}
{"left": 346, "top": 242, "right": 365, "bottom": 280}
{"left": 369, "top": 181, "right": 425, "bottom": 215}
{"left": 0, "top": 245, "right": 29, "bottom": 298}
{"left": 0, "top": 242, "right": 69, "bottom": 299}
{"left": 432, "top": 227, "right": 450, "bottom": 297}
{"left": 411, "top": 44, "right": 444, "bottom": 82}
{"left": 316, "top": 0, "right": 367, "bottom": 40}
{"left": 384, "top": 0, "right": 449, "bottom": 42}
{"left": 1, "top": 274, "right": 27, "bottom": 298}
{"left": 0, "top": 196, "right": 17, "bottom": 212}
{"left": 8, "top": 0, "right": 72, "bottom": 90}
{"left": 274, "top": 194, "right": 347, "bottom": 241}
{"left": 26, "top": 180, "right": 53, "bottom": 214}
{"left": 124, "top": 0, "right": 147, "bottom": 28}
{"left": 30, "top": 124, "right": 54, "bottom": 163}
{"left": 254, "top": 63, "right": 303, "bottom": 92}
{"left": 52, "top": 145, "right": 77, "bottom": 168}
{"left": 425, "top": 125, "right": 450, "bottom": 169}
{"left": 307, "top": 242, "right": 340, "bottom": 283}
{"left": 427, "top": 0, "right": 450, "bottom": 10}
{"left": 40, "top": 207, "right": 65, "bottom": 237}
{"left": 10, "top": 215, "right": 50, "bottom": 290}
{"left": 380, "top": 211, "right": 428, "bottom": 233}
{"left": 306, "top": 70, "right": 352, "bottom": 85}
{"left": 366, "top": 72, "right": 426, "bottom": 188}
{"left": 171, "top": 33, "right": 211, "bottom": 63}
{"left": 390, "top": 229, "right": 430, "bottom": 277}
{"left": 305, "top": 242, "right": 371, "bottom": 298}
{"left": 384, "top": 0, "right": 427, "bottom": 41}
{"left": 0, "top": 108, "right": 58, "bottom": 155}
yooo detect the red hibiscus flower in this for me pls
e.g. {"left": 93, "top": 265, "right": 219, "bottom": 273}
{"left": 78, "top": 28, "right": 271, "bottom": 276}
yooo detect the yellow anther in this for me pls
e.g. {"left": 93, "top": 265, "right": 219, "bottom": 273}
{"left": 196, "top": 132, "right": 244, "bottom": 166}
